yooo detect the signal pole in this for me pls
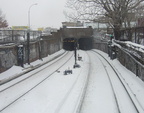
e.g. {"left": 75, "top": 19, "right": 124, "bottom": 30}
{"left": 73, "top": 39, "right": 80, "bottom": 68}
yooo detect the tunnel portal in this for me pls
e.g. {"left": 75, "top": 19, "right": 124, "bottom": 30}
{"left": 63, "top": 37, "right": 93, "bottom": 51}
{"left": 78, "top": 37, "right": 93, "bottom": 50}
{"left": 63, "top": 38, "right": 75, "bottom": 51}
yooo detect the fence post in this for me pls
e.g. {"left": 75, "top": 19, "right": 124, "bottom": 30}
{"left": 135, "top": 28, "right": 136, "bottom": 43}
{"left": 136, "top": 63, "right": 139, "bottom": 77}
{"left": 38, "top": 35, "right": 42, "bottom": 60}
{"left": 27, "top": 32, "right": 30, "bottom": 64}
{"left": 12, "top": 30, "right": 14, "bottom": 41}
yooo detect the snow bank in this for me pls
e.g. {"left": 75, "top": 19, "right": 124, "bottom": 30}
{"left": 0, "top": 49, "right": 65, "bottom": 84}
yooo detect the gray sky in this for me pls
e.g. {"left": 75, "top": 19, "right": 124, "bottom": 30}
{"left": 0, "top": 0, "right": 67, "bottom": 29}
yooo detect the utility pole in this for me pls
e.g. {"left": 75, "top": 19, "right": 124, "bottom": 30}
{"left": 27, "top": 3, "right": 37, "bottom": 64}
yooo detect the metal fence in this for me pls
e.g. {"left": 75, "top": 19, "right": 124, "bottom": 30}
{"left": 117, "top": 47, "right": 144, "bottom": 81}
{"left": 93, "top": 40, "right": 144, "bottom": 81}
{"left": 0, "top": 30, "right": 41, "bottom": 44}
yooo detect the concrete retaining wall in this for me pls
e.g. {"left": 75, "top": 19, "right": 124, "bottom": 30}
{"left": 0, "top": 37, "right": 61, "bottom": 73}
{"left": 0, "top": 27, "right": 92, "bottom": 73}
{"left": 117, "top": 47, "right": 144, "bottom": 80}
{"left": 93, "top": 41, "right": 144, "bottom": 81}
{"left": 61, "top": 27, "right": 93, "bottom": 39}
{"left": 93, "top": 42, "right": 108, "bottom": 53}
{"left": 0, "top": 47, "right": 17, "bottom": 72}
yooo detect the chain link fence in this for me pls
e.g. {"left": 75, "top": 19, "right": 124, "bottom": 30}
{"left": 0, "top": 30, "right": 41, "bottom": 44}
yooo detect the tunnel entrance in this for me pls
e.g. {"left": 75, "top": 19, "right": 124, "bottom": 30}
{"left": 78, "top": 37, "right": 93, "bottom": 50}
{"left": 63, "top": 37, "right": 93, "bottom": 50}
{"left": 63, "top": 38, "right": 75, "bottom": 51}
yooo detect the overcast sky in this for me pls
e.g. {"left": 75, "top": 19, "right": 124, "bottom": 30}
{"left": 0, "top": 0, "right": 68, "bottom": 29}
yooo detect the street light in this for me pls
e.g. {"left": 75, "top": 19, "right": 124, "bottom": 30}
{"left": 28, "top": 3, "right": 37, "bottom": 30}
{"left": 27, "top": 3, "right": 37, "bottom": 64}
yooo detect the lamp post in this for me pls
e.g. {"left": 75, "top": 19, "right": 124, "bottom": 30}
{"left": 27, "top": 3, "right": 37, "bottom": 64}
{"left": 28, "top": 3, "right": 37, "bottom": 30}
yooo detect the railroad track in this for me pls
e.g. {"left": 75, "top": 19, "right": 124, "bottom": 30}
{"left": 0, "top": 51, "right": 67, "bottom": 86}
{"left": 54, "top": 51, "right": 90, "bottom": 113}
{"left": 91, "top": 50, "right": 144, "bottom": 113}
{"left": 1, "top": 50, "right": 143, "bottom": 113}
{"left": 0, "top": 50, "right": 91, "bottom": 113}
{"left": 0, "top": 51, "right": 70, "bottom": 91}
{"left": 0, "top": 51, "right": 74, "bottom": 112}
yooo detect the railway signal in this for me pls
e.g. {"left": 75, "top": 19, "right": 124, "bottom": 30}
{"left": 73, "top": 39, "right": 80, "bottom": 68}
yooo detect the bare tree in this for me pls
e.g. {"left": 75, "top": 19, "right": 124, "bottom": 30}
{"left": 0, "top": 9, "right": 8, "bottom": 28}
{"left": 65, "top": 0, "right": 144, "bottom": 40}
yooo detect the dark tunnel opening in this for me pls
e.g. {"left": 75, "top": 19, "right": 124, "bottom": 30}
{"left": 63, "top": 38, "right": 75, "bottom": 51}
{"left": 63, "top": 37, "right": 93, "bottom": 51}
{"left": 78, "top": 37, "right": 93, "bottom": 50}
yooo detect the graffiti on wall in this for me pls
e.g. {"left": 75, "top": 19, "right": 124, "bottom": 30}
{"left": 17, "top": 45, "right": 24, "bottom": 67}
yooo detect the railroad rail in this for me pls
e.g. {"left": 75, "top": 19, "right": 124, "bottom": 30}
{"left": 0, "top": 51, "right": 73, "bottom": 112}
{"left": 91, "top": 50, "right": 144, "bottom": 113}
{"left": 0, "top": 50, "right": 144, "bottom": 113}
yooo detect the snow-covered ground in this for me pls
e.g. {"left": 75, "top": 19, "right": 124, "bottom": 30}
{"left": 0, "top": 49, "right": 66, "bottom": 84}
{"left": 0, "top": 49, "right": 144, "bottom": 113}
{"left": 0, "top": 50, "right": 89, "bottom": 113}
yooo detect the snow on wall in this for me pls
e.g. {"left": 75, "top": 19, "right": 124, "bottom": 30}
{"left": 93, "top": 40, "right": 144, "bottom": 81}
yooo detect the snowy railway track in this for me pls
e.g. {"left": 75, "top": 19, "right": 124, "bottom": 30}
{"left": 0, "top": 51, "right": 74, "bottom": 112}
{"left": 1, "top": 50, "right": 143, "bottom": 113}
{"left": 91, "top": 50, "right": 144, "bottom": 113}
{"left": 0, "top": 50, "right": 91, "bottom": 113}
{"left": 0, "top": 51, "right": 67, "bottom": 86}
{"left": 0, "top": 51, "right": 70, "bottom": 92}
{"left": 52, "top": 51, "right": 90, "bottom": 113}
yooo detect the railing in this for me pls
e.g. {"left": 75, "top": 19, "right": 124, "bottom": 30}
{"left": 116, "top": 46, "right": 144, "bottom": 80}
{"left": 93, "top": 39, "right": 144, "bottom": 81}
{"left": 0, "top": 30, "right": 41, "bottom": 44}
